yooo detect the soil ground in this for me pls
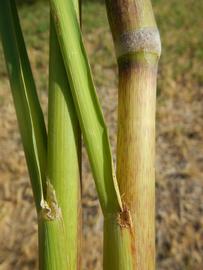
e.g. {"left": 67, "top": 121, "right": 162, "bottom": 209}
{"left": 0, "top": 1, "right": 203, "bottom": 269}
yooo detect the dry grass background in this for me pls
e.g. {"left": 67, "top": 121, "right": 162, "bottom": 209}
{"left": 0, "top": 0, "right": 203, "bottom": 269}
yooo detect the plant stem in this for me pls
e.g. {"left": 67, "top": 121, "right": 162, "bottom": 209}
{"left": 104, "top": 0, "right": 161, "bottom": 269}
{"left": 103, "top": 212, "right": 135, "bottom": 270}
{"left": 38, "top": 183, "right": 69, "bottom": 270}
{"left": 39, "top": 3, "right": 81, "bottom": 269}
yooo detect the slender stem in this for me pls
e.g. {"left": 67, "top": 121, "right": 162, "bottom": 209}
{"left": 103, "top": 213, "right": 135, "bottom": 270}
{"left": 39, "top": 2, "right": 82, "bottom": 269}
{"left": 104, "top": 0, "right": 161, "bottom": 269}
{"left": 38, "top": 219, "right": 68, "bottom": 270}
{"left": 38, "top": 183, "right": 69, "bottom": 270}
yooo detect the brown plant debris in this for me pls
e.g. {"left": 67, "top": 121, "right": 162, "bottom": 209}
{"left": 117, "top": 205, "right": 132, "bottom": 229}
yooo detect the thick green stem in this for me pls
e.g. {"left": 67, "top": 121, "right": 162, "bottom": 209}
{"left": 105, "top": 0, "right": 161, "bottom": 269}
{"left": 38, "top": 182, "right": 69, "bottom": 270}
{"left": 38, "top": 218, "right": 68, "bottom": 270}
{"left": 103, "top": 212, "right": 135, "bottom": 270}
{"left": 39, "top": 7, "right": 82, "bottom": 270}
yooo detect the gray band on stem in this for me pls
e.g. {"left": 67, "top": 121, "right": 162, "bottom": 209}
{"left": 116, "top": 27, "right": 161, "bottom": 58}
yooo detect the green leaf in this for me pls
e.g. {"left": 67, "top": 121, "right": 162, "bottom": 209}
{"left": 50, "top": 0, "right": 122, "bottom": 214}
{"left": 0, "top": 0, "right": 47, "bottom": 211}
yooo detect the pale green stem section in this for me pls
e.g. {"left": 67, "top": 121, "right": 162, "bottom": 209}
{"left": 0, "top": 0, "right": 47, "bottom": 211}
{"left": 38, "top": 181, "right": 72, "bottom": 270}
{"left": 38, "top": 220, "right": 67, "bottom": 270}
{"left": 49, "top": 0, "right": 122, "bottom": 214}
{"left": 103, "top": 214, "right": 134, "bottom": 270}
{"left": 40, "top": 15, "right": 81, "bottom": 269}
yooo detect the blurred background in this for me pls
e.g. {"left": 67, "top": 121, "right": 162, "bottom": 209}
{"left": 0, "top": 0, "right": 203, "bottom": 269}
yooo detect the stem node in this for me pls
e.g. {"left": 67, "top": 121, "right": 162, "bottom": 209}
{"left": 116, "top": 27, "right": 161, "bottom": 58}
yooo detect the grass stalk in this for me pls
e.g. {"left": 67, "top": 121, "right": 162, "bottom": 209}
{"left": 0, "top": 0, "right": 47, "bottom": 211}
{"left": 38, "top": 183, "right": 69, "bottom": 270}
{"left": 104, "top": 0, "right": 161, "bottom": 269}
{"left": 38, "top": 2, "right": 81, "bottom": 269}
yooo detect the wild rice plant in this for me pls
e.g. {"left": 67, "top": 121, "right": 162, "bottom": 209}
{"left": 0, "top": 0, "right": 160, "bottom": 269}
